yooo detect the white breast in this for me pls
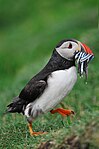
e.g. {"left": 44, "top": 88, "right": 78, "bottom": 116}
{"left": 25, "top": 66, "right": 77, "bottom": 118}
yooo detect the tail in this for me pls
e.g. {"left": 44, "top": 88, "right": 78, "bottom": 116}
{"left": 6, "top": 96, "right": 26, "bottom": 114}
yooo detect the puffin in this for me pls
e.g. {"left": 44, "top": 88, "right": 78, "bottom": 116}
{"left": 6, "top": 39, "right": 94, "bottom": 136}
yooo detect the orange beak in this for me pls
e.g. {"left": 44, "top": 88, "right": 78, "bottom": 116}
{"left": 81, "top": 43, "right": 94, "bottom": 55}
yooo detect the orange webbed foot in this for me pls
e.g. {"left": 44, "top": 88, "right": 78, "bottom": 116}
{"left": 30, "top": 131, "right": 47, "bottom": 136}
{"left": 50, "top": 108, "right": 75, "bottom": 117}
{"left": 28, "top": 123, "right": 47, "bottom": 136}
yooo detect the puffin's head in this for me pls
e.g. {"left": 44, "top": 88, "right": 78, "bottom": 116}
{"left": 55, "top": 39, "right": 94, "bottom": 78}
{"left": 55, "top": 39, "right": 93, "bottom": 60}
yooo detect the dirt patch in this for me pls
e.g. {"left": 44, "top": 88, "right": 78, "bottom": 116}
{"left": 38, "top": 121, "right": 99, "bottom": 149}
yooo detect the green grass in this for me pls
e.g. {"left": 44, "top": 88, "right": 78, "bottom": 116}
{"left": 0, "top": 0, "right": 99, "bottom": 148}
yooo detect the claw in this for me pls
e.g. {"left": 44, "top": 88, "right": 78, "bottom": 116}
{"left": 71, "top": 110, "right": 75, "bottom": 115}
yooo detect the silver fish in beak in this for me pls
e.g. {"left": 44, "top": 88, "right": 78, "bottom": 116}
{"left": 75, "top": 42, "right": 94, "bottom": 80}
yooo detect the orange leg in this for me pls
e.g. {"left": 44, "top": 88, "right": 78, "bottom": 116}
{"left": 28, "top": 122, "right": 47, "bottom": 136}
{"left": 50, "top": 108, "right": 75, "bottom": 117}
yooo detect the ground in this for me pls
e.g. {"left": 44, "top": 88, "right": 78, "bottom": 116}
{"left": 0, "top": 1, "right": 98, "bottom": 149}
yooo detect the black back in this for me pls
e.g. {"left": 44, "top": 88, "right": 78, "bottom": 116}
{"left": 19, "top": 50, "right": 75, "bottom": 101}
{"left": 7, "top": 49, "right": 75, "bottom": 114}
{"left": 32, "top": 50, "right": 75, "bottom": 81}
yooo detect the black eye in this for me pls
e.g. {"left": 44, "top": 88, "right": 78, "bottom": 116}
{"left": 68, "top": 43, "right": 72, "bottom": 49}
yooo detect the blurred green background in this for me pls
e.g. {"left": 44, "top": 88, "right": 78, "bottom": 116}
{"left": 0, "top": 0, "right": 98, "bottom": 148}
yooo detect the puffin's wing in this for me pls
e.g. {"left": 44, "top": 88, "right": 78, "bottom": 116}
{"left": 6, "top": 80, "right": 47, "bottom": 113}
{"left": 19, "top": 80, "right": 47, "bottom": 102}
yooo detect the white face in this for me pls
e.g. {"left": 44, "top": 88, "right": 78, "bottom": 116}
{"left": 56, "top": 41, "right": 80, "bottom": 60}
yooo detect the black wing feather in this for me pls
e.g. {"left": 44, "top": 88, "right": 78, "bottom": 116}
{"left": 6, "top": 50, "right": 75, "bottom": 114}
{"left": 19, "top": 80, "right": 47, "bottom": 102}
{"left": 6, "top": 80, "right": 47, "bottom": 114}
